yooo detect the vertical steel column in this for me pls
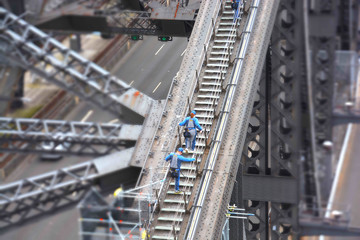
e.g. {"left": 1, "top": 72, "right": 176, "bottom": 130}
{"left": 338, "top": 0, "right": 358, "bottom": 50}
{"left": 240, "top": 49, "right": 269, "bottom": 240}
{"left": 269, "top": 0, "right": 303, "bottom": 238}
{"left": 240, "top": 0, "right": 303, "bottom": 238}
{"left": 308, "top": 0, "right": 338, "bottom": 201}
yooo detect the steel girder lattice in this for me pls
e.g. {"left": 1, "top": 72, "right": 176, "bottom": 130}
{"left": 308, "top": 0, "right": 338, "bottom": 199}
{"left": 0, "top": 7, "right": 154, "bottom": 122}
{"left": 0, "top": 161, "right": 97, "bottom": 229}
{"left": 0, "top": 117, "right": 141, "bottom": 156}
{"left": 241, "top": 0, "right": 303, "bottom": 238}
{"left": 0, "top": 146, "right": 135, "bottom": 230}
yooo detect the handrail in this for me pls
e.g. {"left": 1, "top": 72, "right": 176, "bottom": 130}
{"left": 135, "top": 0, "right": 224, "bottom": 190}
{"left": 184, "top": 0, "right": 260, "bottom": 238}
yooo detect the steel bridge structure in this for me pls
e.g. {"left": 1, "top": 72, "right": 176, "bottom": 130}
{"left": 0, "top": 0, "right": 359, "bottom": 239}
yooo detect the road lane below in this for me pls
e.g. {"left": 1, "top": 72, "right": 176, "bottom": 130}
{"left": 1, "top": 36, "right": 188, "bottom": 240}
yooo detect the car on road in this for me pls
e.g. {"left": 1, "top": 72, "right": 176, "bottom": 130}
{"left": 40, "top": 133, "right": 71, "bottom": 161}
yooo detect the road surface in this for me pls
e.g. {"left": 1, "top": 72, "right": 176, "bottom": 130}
{"left": 0, "top": 35, "right": 188, "bottom": 240}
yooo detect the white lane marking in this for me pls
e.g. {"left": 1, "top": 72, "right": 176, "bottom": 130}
{"left": 155, "top": 44, "right": 165, "bottom": 55}
{"left": 109, "top": 119, "right": 119, "bottom": 124}
{"left": 153, "top": 82, "right": 162, "bottom": 93}
{"left": 181, "top": 49, "right": 187, "bottom": 56}
{"left": 129, "top": 80, "right": 134, "bottom": 86}
{"left": 81, "top": 110, "right": 93, "bottom": 122}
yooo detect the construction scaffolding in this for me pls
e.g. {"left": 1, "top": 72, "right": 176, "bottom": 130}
{"left": 78, "top": 172, "right": 171, "bottom": 240}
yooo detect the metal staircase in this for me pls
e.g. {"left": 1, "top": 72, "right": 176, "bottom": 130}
{"left": 151, "top": 1, "right": 243, "bottom": 239}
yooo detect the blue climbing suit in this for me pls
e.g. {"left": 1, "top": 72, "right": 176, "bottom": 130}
{"left": 179, "top": 116, "right": 202, "bottom": 150}
{"left": 165, "top": 153, "right": 195, "bottom": 191}
{"left": 232, "top": 0, "right": 242, "bottom": 21}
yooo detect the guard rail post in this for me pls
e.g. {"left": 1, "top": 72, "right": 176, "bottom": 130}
{"left": 203, "top": 44, "right": 208, "bottom": 65}
{"left": 187, "top": 97, "right": 191, "bottom": 115}
{"left": 183, "top": 192, "right": 189, "bottom": 213}
{"left": 177, "top": 125, "right": 182, "bottom": 146}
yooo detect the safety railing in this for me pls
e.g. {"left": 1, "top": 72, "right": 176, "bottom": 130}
{"left": 134, "top": 0, "right": 225, "bottom": 190}
{"left": 184, "top": 0, "right": 260, "bottom": 238}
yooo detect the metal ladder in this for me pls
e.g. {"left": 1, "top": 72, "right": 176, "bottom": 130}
{"left": 151, "top": 1, "right": 243, "bottom": 239}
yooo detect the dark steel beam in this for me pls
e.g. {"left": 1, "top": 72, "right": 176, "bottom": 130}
{"left": 240, "top": 0, "right": 304, "bottom": 238}
{"left": 242, "top": 175, "right": 298, "bottom": 204}
{"left": 300, "top": 218, "right": 360, "bottom": 236}
{"left": 333, "top": 112, "right": 360, "bottom": 125}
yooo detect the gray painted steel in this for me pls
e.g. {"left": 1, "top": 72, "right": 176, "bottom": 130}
{"left": 0, "top": 117, "right": 141, "bottom": 156}
{"left": 307, "top": 0, "right": 338, "bottom": 201}
{"left": 0, "top": 147, "right": 134, "bottom": 229}
{"left": 191, "top": 0, "right": 280, "bottom": 239}
{"left": 239, "top": 0, "right": 304, "bottom": 238}
{"left": 0, "top": 7, "right": 154, "bottom": 122}
{"left": 242, "top": 175, "right": 298, "bottom": 204}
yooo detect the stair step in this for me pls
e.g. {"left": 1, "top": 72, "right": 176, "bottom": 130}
{"left": 199, "top": 88, "right": 222, "bottom": 93}
{"left": 201, "top": 82, "right": 222, "bottom": 86}
{"left": 152, "top": 236, "right": 174, "bottom": 240}
{"left": 203, "top": 75, "right": 226, "bottom": 79}
{"left": 158, "top": 217, "right": 183, "bottom": 222}
{"left": 161, "top": 208, "right": 186, "bottom": 213}
{"left": 154, "top": 225, "right": 181, "bottom": 231}
{"left": 194, "top": 107, "right": 215, "bottom": 112}
{"left": 169, "top": 182, "right": 194, "bottom": 187}
{"left": 219, "top": 22, "right": 236, "bottom": 26}
{"left": 197, "top": 121, "right": 213, "bottom": 126}
{"left": 198, "top": 95, "right": 220, "bottom": 99}
{"left": 210, "top": 51, "right": 229, "bottom": 55}
{"left": 214, "top": 39, "right": 235, "bottom": 43}
{"left": 179, "top": 175, "right": 196, "bottom": 179}
{"left": 212, "top": 45, "right": 234, "bottom": 49}
{"left": 217, "top": 27, "right": 234, "bottom": 31}
{"left": 164, "top": 199, "right": 187, "bottom": 203}
{"left": 167, "top": 191, "right": 192, "bottom": 195}
{"left": 204, "top": 69, "right": 227, "bottom": 73}
{"left": 181, "top": 166, "right": 196, "bottom": 170}
{"left": 207, "top": 63, "right": 229, "bottom": 68}
{"left": 209, "top": 57, "right": 229, "bottom": 61}
{"left": 221, "top": 16, "right": 235, "bottom": 20}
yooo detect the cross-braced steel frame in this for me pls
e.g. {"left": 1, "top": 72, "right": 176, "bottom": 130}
{"left": 308, "top": 0, "right": 338, "bottom": 200}
{"left": 0, "top": 117, "right": 141, "bottom": 156}
{"left": 0, "top": 160, "right": 97, "bottom": 229}
{"left": 0, "top": 7, "right": 154, "bottom": 123}
{"left": 0, "top": 147, "right": 135, "bottom": 229}
{"left": 239, "top": 0, "right": 304, "bottom": 238}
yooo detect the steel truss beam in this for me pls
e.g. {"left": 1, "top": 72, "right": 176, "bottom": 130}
{"left": 0, "top": 117, "right": 141, "bottom": 156}
{"left": 240, "top": 0, "right": 304, "bottom": 238}
{"left": 0, "top": 7, "right": 154, "bottom": 122}
{"left": 0, "top": 147, "right": 135, "bottom": 229}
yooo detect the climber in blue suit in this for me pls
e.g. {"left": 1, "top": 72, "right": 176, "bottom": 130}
{"left": 165, "top": 148, "right": 195, "bottom": 193}
{"left": 179, "top": 110, "right": 203, "bottom": 153}
{"left": 231, "top": 0, "right": 243, "bottom": 21}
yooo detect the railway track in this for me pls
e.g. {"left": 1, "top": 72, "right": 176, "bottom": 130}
{"left": 151, "top": 1, "right": 243, "bottom": 239}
